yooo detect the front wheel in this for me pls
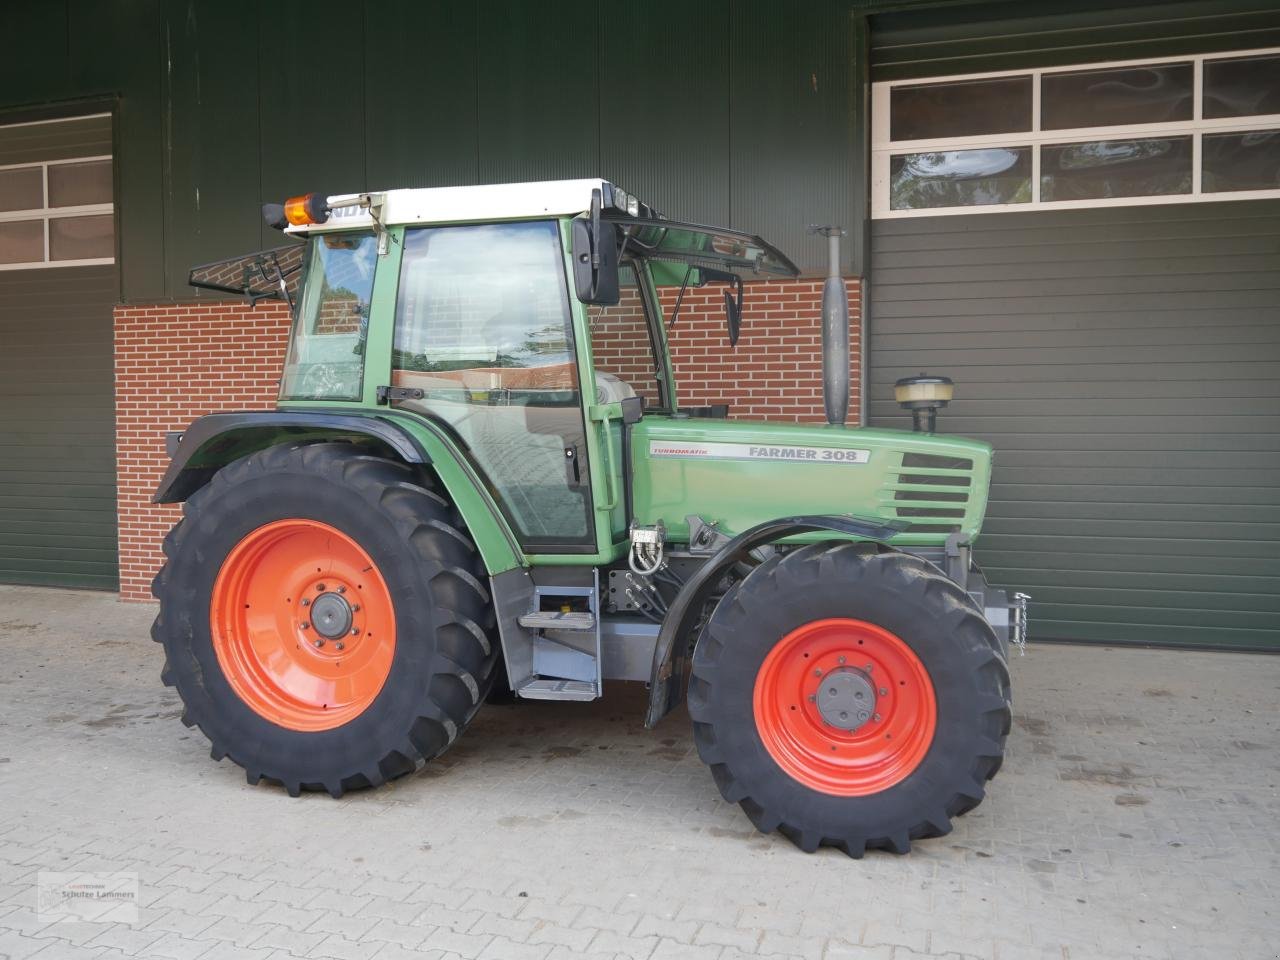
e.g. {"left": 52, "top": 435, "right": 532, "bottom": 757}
{"left": 688, "top": 543, "right": 1010, "bottom": 857}
{"left": 152, "top": 443, "right": 499, "bottom": 797}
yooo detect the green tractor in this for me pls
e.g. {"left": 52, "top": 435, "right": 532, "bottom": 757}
{"left": 154, "top": 180, "right": 1025, "bottom": 857}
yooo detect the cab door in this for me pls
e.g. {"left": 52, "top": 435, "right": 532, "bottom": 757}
{"left": 386, "top": 220, "right": 596, "bottom": 553}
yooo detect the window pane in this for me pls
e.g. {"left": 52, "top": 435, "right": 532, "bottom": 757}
{"left": 1204, "top": 54, "right": 1280, "bottom": 120}
{"left": 890, "top": 147, "right": 1031, "bottom": 210}
{"left": 588, "top": 266, "right": 660, "bottom": 408}
{"left": 47, "top": 159, "right": 112, "bottom": 207}
{"left": 1042, "top": 63, "right": 1192, "bottom": 129}
{"left": 1040, "top": 137, "right": 1192, "bottom": 201}
{"left": 391, "top": 221, "right": 592, "bottom": 546}
{"left": 0, "top": 219, "right": 43, "bottom": 264}
{"left": 0, "top": 166, "right": 42, "bottom": 212}
{"left": 1203, "top": 129, "right": 1280, "bottom": 193}
{"left": 49, "top": 214, "right": 113, "bottom": 260}
{"left": 280, "top": 232, "right": 377, "bottom": 400}
{"left": 890, "top": 77, "right": 1032, "bottom": 141}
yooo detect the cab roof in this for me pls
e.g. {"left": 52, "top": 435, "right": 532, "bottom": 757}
{"left": 285, "top": 179, "right": 654, "bottom": 234}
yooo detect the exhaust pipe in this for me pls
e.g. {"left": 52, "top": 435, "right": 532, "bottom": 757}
{"left": 811, "top": 225, "right": 849, "bottom": 427}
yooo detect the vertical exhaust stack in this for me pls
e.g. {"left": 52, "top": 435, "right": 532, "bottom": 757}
{"left": 811, "top": 225, "right": 849, "bottom": 426}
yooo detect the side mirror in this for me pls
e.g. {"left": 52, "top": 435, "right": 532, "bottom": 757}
{"left": 571, "top": 189, "right": 620, "bottom": 304}
{"left": 699, "top": 267, "right": 745, "bottom": 348}
{"left": 725, "top": 290, "right": 742, "bottom": 347}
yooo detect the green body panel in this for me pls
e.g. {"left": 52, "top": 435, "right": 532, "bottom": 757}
{"left": 630, "top": 418, "right": 992, "bottom": 547}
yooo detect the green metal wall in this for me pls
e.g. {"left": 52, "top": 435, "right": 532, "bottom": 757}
{"left": 0, "top": 0, "right": 866, "bottom": 300}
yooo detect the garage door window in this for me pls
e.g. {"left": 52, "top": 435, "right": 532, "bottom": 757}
{"left": 0, "top": 120, "right": 113, "bottom": 269}
{"left": 873, "top": 48, "right": 1280, "bottom": 217}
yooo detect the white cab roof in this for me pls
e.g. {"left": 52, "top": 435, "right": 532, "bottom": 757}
{"left": 287, "top": 178, "right": 643, "bottom": 233}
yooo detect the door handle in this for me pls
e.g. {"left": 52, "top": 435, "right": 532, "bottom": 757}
{"left": 564, "top": 445, "right": 581, "bottom": 487}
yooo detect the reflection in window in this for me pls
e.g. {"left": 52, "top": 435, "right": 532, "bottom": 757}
{"left": 48, "top": 159, "right": 112, "bottom": 208}
{"left": 0, "top": 166, "right": 42, "bottom": 212}
{"left": 1204, "top": 54, "right": 1280, "bottom": 119}
{"left": 0, "top": 220, "right": 43, "bottom": 264}
{"left": 890, "top": 148, "right": 1031, "bottom": 210}
{"left": 890, "top": 77, "right": 1032, "bottom": 141}
{"left": 1040, "top": 137, "right": 1192, "bottom": 202}
{"left": 1203, "top": 129, "right": 1280, "bottom": 193}
{"left": 1042, "top": 63, "right": 1192, "bottom": 130}
{"left": 49, "top": 214, "right": 113, "bottom": 260}
{"left": 280, "top": 232, "right": 377, "bottom": 401}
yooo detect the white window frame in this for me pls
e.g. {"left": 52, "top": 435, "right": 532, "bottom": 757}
{"left": 871, "top": 47, "right": 1280, "bottom": 218}
{"left": 0, "top": 113, "right": 114, "bottom": 269}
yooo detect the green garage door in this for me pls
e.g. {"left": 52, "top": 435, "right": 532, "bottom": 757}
{"left": 0, "top": 114, "right": 118, "bottom": 589}
{"left": 867, "top": 202, "right": 1280, "bottom": 650}
{"left": 0, "top": 267, "right": 119, "bottom": 589}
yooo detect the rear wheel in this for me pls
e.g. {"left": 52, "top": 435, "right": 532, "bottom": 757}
{"left": 689, "top": 543, "right": 1010, "bottom": 856}
{"left": 152, "top": 442, "right": 498, "bottom": 797}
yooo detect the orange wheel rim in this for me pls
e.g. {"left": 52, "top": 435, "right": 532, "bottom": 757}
{"left": 753, "top": 618, "right": 936, "bottom": 796}
{"left": 210, "top": 519, "right": 396, "bottom": 732}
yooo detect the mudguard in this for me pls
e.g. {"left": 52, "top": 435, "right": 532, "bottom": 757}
{"left": 154, "top": 412, "right": 428, "bottom": 503}
{"left": 643, "top": 514, "right": 909, "bottom": 728}
{"left": 153, "top": 410, "right": 523, "bottom": 575}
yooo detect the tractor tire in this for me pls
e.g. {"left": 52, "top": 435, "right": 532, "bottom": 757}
{"left": 688, "top": 542, "right": 1010, "bottom": 857}
{"left": 151, "top": 442, "right": 499, "bottom": 797}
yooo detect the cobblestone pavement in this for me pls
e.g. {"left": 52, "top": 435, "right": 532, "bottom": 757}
{"left": 0, "top": 584, "right": 1276, "bottom": 960}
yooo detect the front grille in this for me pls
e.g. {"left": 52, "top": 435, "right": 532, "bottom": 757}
{"left": 885, "top": 451, "right": 975, "bottom": 535}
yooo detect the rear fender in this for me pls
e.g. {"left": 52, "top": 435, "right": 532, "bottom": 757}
{"left": 644, "top": 514, "right": 909, "bottom": 728}
{"left": 154, "top": 411, "right": 523, "bottom": 575}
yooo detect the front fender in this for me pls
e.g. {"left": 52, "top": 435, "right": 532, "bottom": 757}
{"left": 644, "top": 514, "right": 909, "bottom": 728}
{"left": 154, "top": 410, "right": 523, "bottom": 576}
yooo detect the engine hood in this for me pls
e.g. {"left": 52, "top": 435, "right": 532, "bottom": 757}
{"left": 629, "top": 416, "right": 992, "bottom": 548}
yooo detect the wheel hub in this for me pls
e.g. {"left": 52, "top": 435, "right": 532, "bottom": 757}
{"left": 815, "top": 667, "right": 876, "bottom": 731}
{"left": 310, "top": 591, "right": 353, "bottom": 639}
{"left": 209, "top": 518, "right": 396, "bottom": 732}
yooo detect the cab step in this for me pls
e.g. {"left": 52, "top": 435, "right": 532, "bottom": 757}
{"left": 515, "top": 678, "right": 598, "bottom": 701}
{"left": 517, "top": 610, "right": 597, "bottom": 632}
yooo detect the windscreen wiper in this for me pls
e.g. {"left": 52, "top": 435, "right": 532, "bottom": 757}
{"left": 667, "top": 265, "right": 695, "bottom": 330}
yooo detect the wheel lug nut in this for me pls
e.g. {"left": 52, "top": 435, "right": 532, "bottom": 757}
{"left": 873, "top": 713, "right": 881, "bottom": 722}
{"left": 350, "top": 628, "right": 360, "bottom": 636}
{"left": 335, "top": 641, "right": 345, "bottom": 651}
{"left": 337, "top": 585, "right": 346, "bottom": 594}
{"left": 813, "top": 669, "right": 822, "bottom": 677}
{"left": 313, "top": 638, "right": 324, "bottom": 648}
{"left": 300, "top": 622, "right": 310, "bottom": 630}
{"left": 351, "top": 604, "right": 360, "bottom": 612}
{"left": 837, "top": 656, "right": 846, "bottom": 665}
{"left": 880, "top": 688, "right": 888, "bottom": 696}
{"left": 301, "top": 598, "right": 310, "bottom": 607}
{"left": 807, "top": 695, "right": 816, "bottom": 703}
{"left": 316, "top": 583, "right": 326, "bottom": 591}
{"left": 864, "top": 663, "right": 873, "bottom": 672}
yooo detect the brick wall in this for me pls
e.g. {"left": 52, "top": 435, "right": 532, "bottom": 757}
{"left": 112, "top": 277, "right": 861, "bottom": 601}
{"left": 113, "top": 302, "right": 292, "bottom": 601}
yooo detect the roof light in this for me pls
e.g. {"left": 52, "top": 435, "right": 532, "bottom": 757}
{"left": 283, "top": 193, "right": 331, "bottom": 226}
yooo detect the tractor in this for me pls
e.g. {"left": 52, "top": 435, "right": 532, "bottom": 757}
{"left": 153, "top": 180, "right": 1026, "bottom": 857}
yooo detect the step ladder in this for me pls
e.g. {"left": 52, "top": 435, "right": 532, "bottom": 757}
{"left": 512, "top": 575, "right": 602, "bottom": 701}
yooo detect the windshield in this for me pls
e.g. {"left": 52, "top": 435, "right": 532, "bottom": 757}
{"left": 279, "top": 232, "right": 377, "bottom": 401}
